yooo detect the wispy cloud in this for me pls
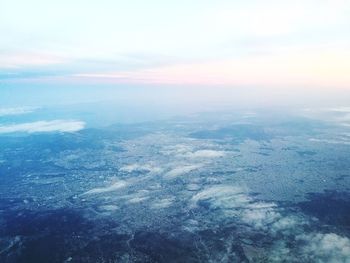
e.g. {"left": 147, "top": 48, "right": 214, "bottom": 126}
{"left": 164, "top": 164, "right": 202, "bottom": 179}
{"left": 119, "top": 163, "right": 163, "bottom": 174}
{"left": 83, "top": 180, "right": 129, "bottom": 195}
{"left": 0, "top": 120, "right": 85, "bottom": 134}
{"left": 182, "top": 150, "right": 226, "bottom": 159}
{"left": 0, "top": 106, "right": 38, "bottom": 117}
{"left": 72, "top": 48, "right": 350, "bottom": 87}
{"left": 0, "top": 52, "right": 67, "bottom": 69}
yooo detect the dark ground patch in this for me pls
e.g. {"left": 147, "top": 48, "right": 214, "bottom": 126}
{"left": 297, "top": 191, "right": 350, "bottom": 231}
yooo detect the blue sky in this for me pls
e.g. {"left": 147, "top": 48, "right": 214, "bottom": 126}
{"left": 1, "top": 0, "right": 350, "bottom": 88}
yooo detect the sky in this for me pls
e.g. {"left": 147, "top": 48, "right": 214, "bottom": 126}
{"left": 1, "top": 0, "right": 350, "bottom": 89}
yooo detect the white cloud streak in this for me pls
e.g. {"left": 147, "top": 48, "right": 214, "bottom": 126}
{"left": 164, "top": 164, "right": 202, "bottom": 179}
{"left": 0, "top": 120, "right": 85, "bottom": 133}
{"left": 83, "top": 180, "right": 128, "bottom": 195}
{"left": 0, "top": 107, "right": 38, "bottom": 116}
{"left": 119, "top": 163, "right": 163, "bottom": 174}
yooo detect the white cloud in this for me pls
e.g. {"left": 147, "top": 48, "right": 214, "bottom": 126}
{"left": 164, "top": 164, "right": 202, "bottom": 179}
{"left": 162, "top": 144, "right": 226, "bottom": 159}
{"left": 270, "top": 216, "right": 300, "bottom": 234}
{"left": 191, "top": 185, "right": 302, "bottom": 232}
{"left": 327, "top": 107, "right": 350, "bottom": 113}
{"left": 298, "top": 233, "right": 350, "bottom": 262}
{"left": 160, "top": 144, "right": 194, "bottom": 155}
{"left": 119, "top": 163, "right": 162, "bottom": 174}
{"left": 183, "top": 150, "right": 226, "bottom": 158}
{"left": 242, "top": 208, "right": 280, "bottom": 229}
{"left": 83, "top": 180, "right": 128, "bottom": 195}
{"left": 0, "top": 52, "right": 68, "bottom": 69}
{"left": 123, "top": 190, "right": 150, "bottom": 204}
{"left": 128, "top": 196, "right": 149, "bottom": 204}
{"left": 151, "top": 197, "right": 175, "bottom": 209}
{"left": 302, "top": 107, "right": 350, "bottom": 128}
{"left": 0, "top": 106, "right": 38, "bottom": 116}
{"left": 191, "top": 184, "right": 350, "bottom": 262}
{"left": 0, "top": 120, "right": 85, "bottom": 133}
{"left": 190, "top": 185, "right": 251, "bottom": 214}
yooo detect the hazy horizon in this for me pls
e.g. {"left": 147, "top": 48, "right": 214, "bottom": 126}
{"left": 1, "top": 1, "right": 350, "bottom": 263}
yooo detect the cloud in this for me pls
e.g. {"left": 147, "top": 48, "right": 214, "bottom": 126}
{"left": 0, "top": 52, "right": 68, "bottom": 69}
{"left": 191, "top": 185, "right": 305, "bottom": 233}
{"left": 71, "top": 48, "right": 350, "bottom": 87}
{"left": 183, "top": 150, "right": 226, "bottom": 158}
{"left": 0, "top": 106, "right": 38, "bottom": 116}
{"left": 164, "top": 164, "right": 202, "bottom": 179}
{"left": 242, "top": 207, "right": 280, "bottom": 229}
{"left": 161, "top": 144, "right": 226, "bottom": 159}
{"left": 191, "top": 185, "right": 248, "bottom": 207}
{"left": 151, "top": 197, "right": 175, "bottom": 209}
{"left": 298, "top": 233, "right": 350, "bottom": 262}
{"left": 161, "top": 144, "right": 194, "bottom": 155}
{"left": 128, "top": 196, "right": 149, "bottom": 204}
{"left": 119, "top": 163, "right": 163, "bottom": 174}
{"left": 190, "top": 184, "right": 350, "bottom": 262}
{"left": 83, "top": 180, "right": 129, "bottom": 195}
{"left": 327, "top": 107, "right": 350, "bottom": 113}
{"left": 120, "top": 190, "right": 150, "bottom": 204}
{"left": 0, "top": 120, "right": 85, "bottom": 134}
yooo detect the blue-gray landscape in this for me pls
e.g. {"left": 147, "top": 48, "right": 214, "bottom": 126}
{"left": 1, "top": 103, "right": 350, "bottom": 262}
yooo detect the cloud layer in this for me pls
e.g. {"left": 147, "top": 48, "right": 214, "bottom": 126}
{"left": 0, "top": 120, "right": 85, "bottom": 133}
{"left": 0, "top": 107, "right": 38, "bottom": 117}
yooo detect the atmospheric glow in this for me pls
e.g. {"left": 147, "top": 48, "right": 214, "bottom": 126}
{"left": 1, "top": 0, "right": 350, "bottom": 87}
